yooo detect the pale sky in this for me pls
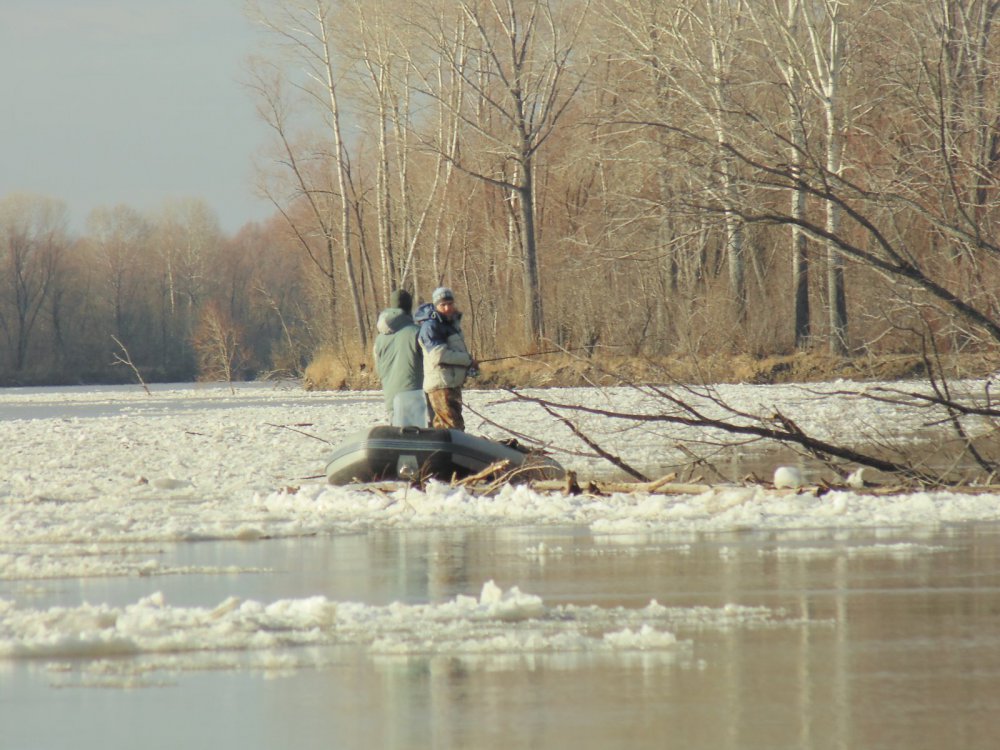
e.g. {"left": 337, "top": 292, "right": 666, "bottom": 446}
{"left": 1, "top": 0, "right": 275, "bottom": 233}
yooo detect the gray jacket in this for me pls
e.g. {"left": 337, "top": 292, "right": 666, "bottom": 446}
{"left": 373, "top": 307, "right": 422, "bottom": 416}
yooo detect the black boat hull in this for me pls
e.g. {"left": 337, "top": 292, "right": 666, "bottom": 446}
{"left": 325, "top": 426, "right": 564, "bottom": 485}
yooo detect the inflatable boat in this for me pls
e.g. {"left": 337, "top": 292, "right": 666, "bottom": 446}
{"left": 325, "top": 425, "right": 564, "bottom": 485}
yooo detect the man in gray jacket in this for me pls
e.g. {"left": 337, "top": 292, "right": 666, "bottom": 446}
{"left": 373, "top": 289, "right": 423, "bottom": 423}
{"left": 414, "top": 286, "right": 476, "bottom": 430}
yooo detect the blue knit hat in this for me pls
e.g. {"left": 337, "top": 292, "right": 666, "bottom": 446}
{"left": 432, "top": 287, "right": 455, "bottom": 304}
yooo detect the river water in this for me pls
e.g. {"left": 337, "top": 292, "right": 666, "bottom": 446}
{"left": 4, "top": 522, "right": 999, "bottom": 750}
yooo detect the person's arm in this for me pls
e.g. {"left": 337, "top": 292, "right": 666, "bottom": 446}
{"left": 419, "top": 320, "right": 472, "bottom": 367}
{"left": 437, "top": 347, "right": 473, "bottom": 367}
{"left": 417, "top": 319, "right": 441, "bottom": 353}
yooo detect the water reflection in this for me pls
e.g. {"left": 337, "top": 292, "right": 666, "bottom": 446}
{"left": 4, "top": 524, "right": 1000, "bottom": 750}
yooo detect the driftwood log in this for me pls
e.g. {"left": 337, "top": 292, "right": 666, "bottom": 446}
{"left": 526, "top": 471, "right": 715, "bottom": 495}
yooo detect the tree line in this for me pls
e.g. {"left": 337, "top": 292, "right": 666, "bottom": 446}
{"left": 243, "top": 0, "right": 1000, "bottom": 361}
{"left": 4, "top": 0, "right": 1000, "bottom": 386}
{"left": 0, "top": 195, "right": 312, "bottom": 385}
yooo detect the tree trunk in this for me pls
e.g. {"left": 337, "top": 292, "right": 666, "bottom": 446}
{"left": 318, "top": 2, "right": 367, "bottom": 348}
{"left": 824, "top": 73, "right": 848, "bottom": 355}
{"left": 709, "top": 0, "right": 746, "bottom": 322}
{"left": 518, "top": 162, "right": 544, "bottom": 343}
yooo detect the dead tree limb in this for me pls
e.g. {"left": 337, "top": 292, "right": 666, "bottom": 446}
{"left": 110, "top": 336, "right": 151, "bottom": 395}
{"left": 505, "top": 389, "right": 941, "bottom": 485}
{"left": 818, "top": 346, "right": 999, "bottom": 477}
{"left": 921, "top": 340, "right": 996, "bottom": 475}
{"left": 530, "top": 396, "right": 649, "bottom": 482}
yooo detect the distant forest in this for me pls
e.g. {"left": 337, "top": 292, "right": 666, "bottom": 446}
{"left": 3, "top": 0, "right": 1000, "bottom": 386}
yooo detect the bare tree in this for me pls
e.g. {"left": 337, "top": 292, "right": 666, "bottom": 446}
{"left": 801, "top": 0, "right": 851, "bottom": 354}
{"left": 603, "top": 0, "right": 756, "bottom": 324}
{"left": 84, "top": 205, "right": 151, "bottom": 346}
{"left": 147, "top": 199, "right": 223, "bottom": 375}
{"left": 344, "top": 0, "right": 462, "bottom": 303}
{"left": 920, "top": 0, "right": 1000, "bottom": 333}
{"left": 747, "top": 0, "right": 887, "bottom": 352}
{"left": 746, "top": 0, "right": 813, "bottom": 346}
{"left": 411, "top": 0, "right": 593, "bottom": 344}
{"left": 111, "top": 335, "right": 152, "bottom": 395}
{"left": 247, "top": 0, "right": 368, "bottom": 348}
{"left": 0, "top": 194, "right": 69, "bottom": 375}
{"left": 737, "top": 0, "right": 1000, "bottom": 351}
{"left": 192, "top": 301, "right": 251, "bottom": 387}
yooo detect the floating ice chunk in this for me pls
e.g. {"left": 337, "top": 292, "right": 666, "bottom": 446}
{"left": 603, "top": 624, "right": 679, "bottom": 650}
{"left": 478, "top": 580, "right": 545, "bottom": 621}
{"left": 773, "top": 466, "right": 803, "bottom": 489}
{"left": 209, "top": 596, "right": 242, "bottom": 620}
{"left": 846, "top": 467, "right": 867, "bottom": 488}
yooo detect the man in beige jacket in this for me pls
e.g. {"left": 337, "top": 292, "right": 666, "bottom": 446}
{"left": 414, "top": 287, "right": 477, "bottom": 430}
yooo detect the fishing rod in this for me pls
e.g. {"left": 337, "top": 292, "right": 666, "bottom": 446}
{"left": 475, "top": 345, "right": 618, "bottom": 364}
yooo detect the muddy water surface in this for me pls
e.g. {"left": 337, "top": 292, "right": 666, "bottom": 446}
{"left": 4, "top": 522, "right": 999, "bottom": 750}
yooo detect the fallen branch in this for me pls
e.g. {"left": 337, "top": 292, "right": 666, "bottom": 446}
{"left": 111, "top": 335, "right": 150, "bottom": 395}
{"left": 507, "top": 388, "right": 941, "bottom": 484}
{"left": 646, "top": 472, "right": 678, "bottom": 491}
{"left": 454, "top": 460, "right": 511, "bottom": 487}
{"left": 529, "top": 394, "right": 649, "bottom": 482}
{"left": 528, "top": 472, "right": 709, "bottom": 495}
{"left": 266, "top": 423, "right": 332, "bottom": 444}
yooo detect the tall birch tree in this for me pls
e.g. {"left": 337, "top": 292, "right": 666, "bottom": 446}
{"left": 247, "top": 0, "right": 368, "bottom": 348}
{"left": 602, "top": 0, "right": 753, "bottom": 324}
{"left": 803, "top": 0, "right": 849, "bottom": 354}
{"left": 348, "top": 0, "right": 460, "bottom": 303}
{"left": 747, "top": 0, "right": 813, "bottom": 347}
{"left": 412, "top": 0, "right": 592, "bottom": 344}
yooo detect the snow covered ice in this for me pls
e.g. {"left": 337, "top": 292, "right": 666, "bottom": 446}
{"left": 1, "top": 380, "right": 998, "bottom": 683}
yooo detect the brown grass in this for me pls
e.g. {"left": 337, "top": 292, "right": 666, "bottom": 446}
{"left": 303, "top": 348, "right": 1000, "bottom": 391}
{"left": 469, "top": 350, "right": 999, "bottom": 388}
{"left": 303, "top": 345, "right": 380, "bottom": 391}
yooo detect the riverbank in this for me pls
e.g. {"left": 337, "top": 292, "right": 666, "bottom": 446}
{"left": 304, "top": 350, "right": 1000, "bottom": 391}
